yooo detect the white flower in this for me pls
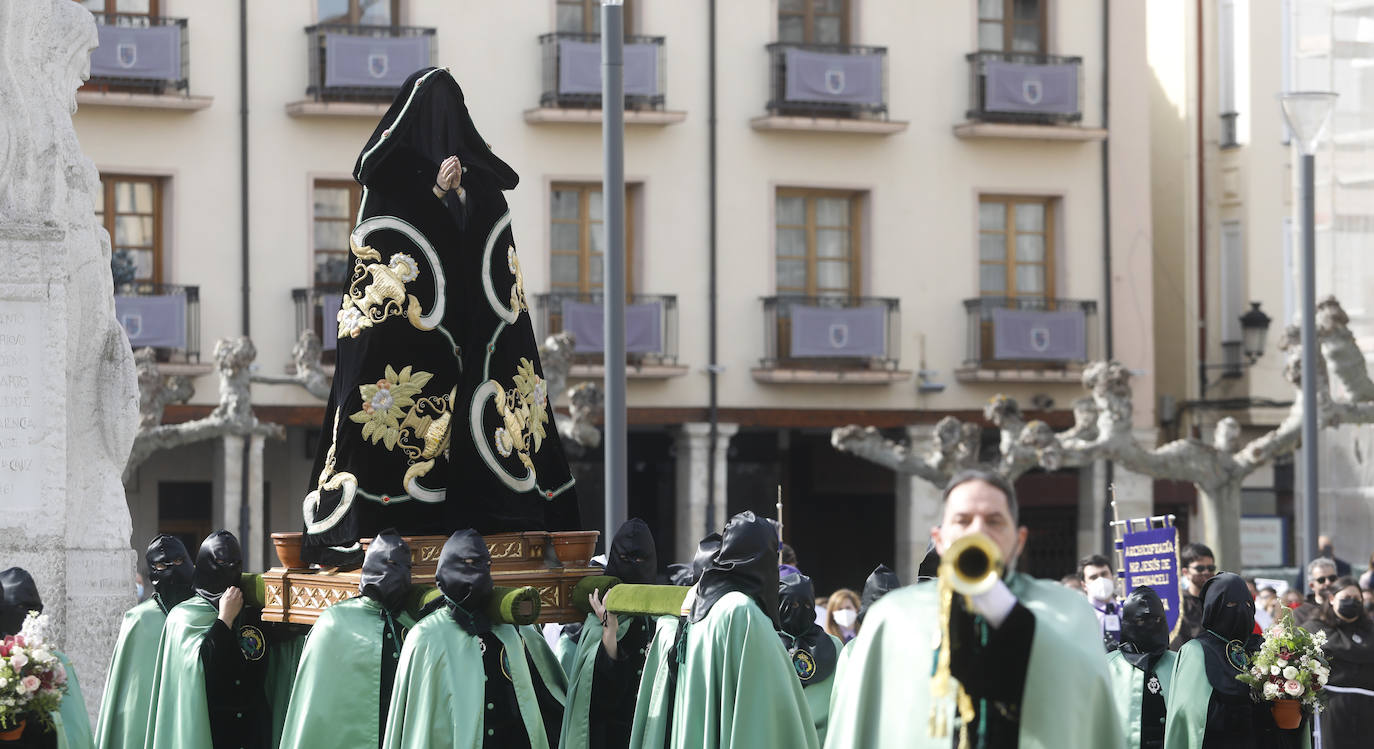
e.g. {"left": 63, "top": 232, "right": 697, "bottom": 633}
{"left": 28, "top": 649, "right": 49, "bottom": 664}
{"left": 1271, "top": 665, "right": 1282, "bottom": 676}
{"left": 389, "top": 253, "right": 420, "bottom": 283}
{"left": 1284, "top": 680, "right": 1304, "bottom": 697}
{"left": 1264, "top": 682, "right": 1281, "bottom": 698}
{"left": 1319, "top": 672, "right": 1328, "bottom": 685}
{"left": 1283, "top": 666, "right": 1299, "bottom": 680}
{"left": 337, "top": 306, "right": 365, "bottom": 338}
{"left": 1276, "top": 658, "right": 1288, "bottom": 668}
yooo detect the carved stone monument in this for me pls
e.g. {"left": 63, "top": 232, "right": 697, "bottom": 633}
{"left": 0, "top": 0, "right": 140, "bottom": 720}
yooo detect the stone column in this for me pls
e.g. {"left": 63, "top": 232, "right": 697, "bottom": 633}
{"left": 247, "top": 434, "right": 266, "bottom": 571}
{"left": 674, "top": 422, "right": 738, "bottom": 561}
{"left": 0, "top": 1, "right": 140, "bottom": 720}
{"left": 1078, "top": 460, "right": 1108, "bottom": 560}
{"left": 894, "top": 425, "right": 944, "bottom": 583}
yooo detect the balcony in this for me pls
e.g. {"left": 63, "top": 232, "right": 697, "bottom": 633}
{"left": 531, "top": 293, "right": 684, "bottom": 378}
{"left": 287, "top": 24, "right": 436, "bottom": 117}
{"left": 292, "top": 285, "right": 346, "bottom": 368}
{"left": 524, "top": 32, "right": 683, "bottom": 126}
{"left": 753, "top": 296, "right": 908, "bottom": 384}
{"left": 957, "top": 297, "right": 1098, "bottom": 383}
{"left": 80, "top": 14, "right": 210, "bottom": 110}
{"left": 114, "top": 282, "right": 201, "bottom": 369}
{"left": 751, "top": 43, "right": 907, "bottom": 135}
{"left": 955, "top": 52, "right": 1102, "bottom": 142}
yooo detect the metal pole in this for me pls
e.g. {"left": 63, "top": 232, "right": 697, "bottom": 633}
{"left": 602, "top": 1, "right": 628, "bottom": 541}
{"left": 1300, "top": 152, "right": 1319, "bottom": 569}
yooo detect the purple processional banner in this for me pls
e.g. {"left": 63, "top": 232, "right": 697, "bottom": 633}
{"left": 91, "top": 24, "right": 182, "bottom": 81}
{"left": 991, "top": 306, "right": 1087, "bottom": 361}
{"left": 115, "top": 294, "right": 186, "bottom": 349}
{"left": 783, "top": 48, "right": 883, "bottom": 106}
{"left": 789, "top": 305, "right": 887, "bottom": 358}
{"left": 557, "top": 40, "right": 660, "bottom": 97}
{"left": 562, "top": 301, "right": 663, "bottom": 354}
{"left": 1121, "top": 526, "right": 1182, "bottom": 634}
{"left": 983, "top": 60, "right": 1078, "bottom": 115}
{"left": 324, "top": 33, "right": 431, "bottom": 89}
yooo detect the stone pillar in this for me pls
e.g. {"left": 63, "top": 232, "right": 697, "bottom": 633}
{"left": 674, "top": 422, "right": 738, "bottom": 562}
{"left": 1078, "top": 460, "right": 1108, "bottom": 560}
{"left": 0, "top": 1, "right": 140, "bottom": 720}
{"left": 894, "top": 425, "right": 944, "bottom": 583}
{"left": 219, "top": 436, "right": 244, "bottom": 547}
{"left": 247, "top": 434, "right": 266, "bottom": 572}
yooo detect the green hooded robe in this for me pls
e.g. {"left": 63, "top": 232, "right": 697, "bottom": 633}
{"left": 824, "top": 574, "right": 1126, "bottom": 749}
{"left": 1162, "top": 638, "right": 1312, "bottom": 749}
{"left": 799, "top": 633, "right": 844, "bottom": 744}
{"left": 94, "top": 598, "right": 164, "bottom": 749}
{"left": 53, "top": 651, "right": 93, "bottom": 749}
{"left": 558, "top": 612, "right": 669, "bottom": 749}
{"left": 381, "top": 612, "right": 567, "bottom": 749}
{"left": 1107, "top": 648, "right": 1178, "bottom": 749}
{"left": 627, "top": 591, "right": 820, "bottom": 749}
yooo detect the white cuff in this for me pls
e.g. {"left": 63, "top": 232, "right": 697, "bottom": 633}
{"left": 969, "top": 580, "right": 1017, "bottom": 628}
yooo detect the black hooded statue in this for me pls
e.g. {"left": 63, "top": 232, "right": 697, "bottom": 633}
{"left": 858, "top": 564, "right": 900, "bottom": 624}
{"left": 690, "top": 512, "right": 780, "bottom": 625}
{"left": 0, "top": 567, "right": 41, "bottom": 637}
{"left": 147, "top": 534, "right": 195, "bottom": 613}
{"left": 193, "top": 531, "right": 243, "bottom": 606}
{"left": 302, "top": 67, "right": 579, "bottom": 566}
{"left": 360, "top": 528, "right": 413, "bottom": 613}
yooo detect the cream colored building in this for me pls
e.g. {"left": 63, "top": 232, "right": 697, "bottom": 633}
{"left": 76, "top": 0, "right": 1155, "bottom": 591}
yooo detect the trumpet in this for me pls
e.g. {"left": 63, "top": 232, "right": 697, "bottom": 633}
{"left": 929, "top": 532, "right": 1005, "bottom": 748}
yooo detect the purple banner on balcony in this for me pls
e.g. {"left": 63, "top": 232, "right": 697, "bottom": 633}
{"left": 318, "top": 305, "right": 337, "bottom": 352}
{"left": 983, "top": 60, "right": 1078, "bottom": 115}
{"left": 324, "top": 33, "right": 431, "bottom": 88}
{"left": 790, "top": 305, "right": 886, "bottom": 358}
{"left": 563, "top": 301, "right": 663, "bottom": 354}
{"left": 783, "top": 48, "right": 883, "bottom": 106}
{"left": 557, "top": 40, "right": 660, "bottom": 97}
{"left": 115, "top": 294, "right": 186, "bottom": 349}
{"left": 91, "top": 24, "right": 182, "bottom": 81}
{"left": 991, "top": 307, "right": 1086, "bottom": 361}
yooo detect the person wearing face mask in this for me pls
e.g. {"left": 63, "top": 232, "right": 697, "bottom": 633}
{"left": 1293, "top": 557, "right": 1339, "bottom": 629}
{"left": 629, "top": 511, "right": 819, "bottom": 749}
{"left": 0, "top": 569, "right": 94, "bottom": 749}
{"left": 825, "top": 470, "right": 1123, "bottom": 748}
{"left": 1163, "top": 572, "right": 1309, "bottom": 749}
{"left": 383, "top": 529, "right": 566, "bottom": 748}
{"left": 95, "top": 535, "right": 194, "bottom": 749}
{"left": 824, "top": 590, "right": 861, "bottom": 642}
{"left": 775, "top": 573, "right": 842, "bottom": 743}
{"left": 1081, "top": 554, "right": 1124, "bottom": 650}
{"left": 1107, "top": 587, "right": 1179, "bottom": 749}
{"left": 1309, "top": 577, "right": 1374, "bottom": 747}
{"left": 279, "top": 529, "right": 416, "bottom": 748}
{"left": 559, "top": 518, "right": 660, "bottom": 749}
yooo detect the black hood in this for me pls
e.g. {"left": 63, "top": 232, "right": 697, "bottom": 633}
{"left": 435, "top": 529, "right": 494, "bottom": 635}
{"left": 1196, "top": 572, "right": 1256, "bottom": 697}
{"left": 689, "top": 533, "right": 722, "bottom": 585}
{"left": 690, "top": 512, "right": 779, "bottom": 625}
{"left": 146, "top": 534, "right": 194, "bottom": 611}
{"left": 859, "top": 564, "right": 901, "bottom": 621}
{"left": 1119, "top": 586, "right": 1170, "bottom": 671}
{"left": 916, "top": 541, "right": 941, "bottom": 582}
{"left": 193, "top": 531, "right": 243, "bottom": 606}
{"left": 360, "top": 529, "right": 413, "bottom": 613}
{"left": 0, "top": 568, "right": 41, "bottom": 637}
{"left": 776, "top": 573, "right": 838, "bottom": 686}
{"left": 354, "top": 67, "right": 518, "bottom": 192}
{"left": 605, "top": 518, "right": 657, "bottom": 585}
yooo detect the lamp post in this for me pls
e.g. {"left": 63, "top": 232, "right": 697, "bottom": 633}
{"left": 1279, "top": 91, "right": 1337, "bottom": 572}
{"left": 602, "top": 0, "right": 628, "bottom": 544}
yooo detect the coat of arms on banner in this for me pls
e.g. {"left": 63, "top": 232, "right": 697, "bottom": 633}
{"left": 121, "top": 313, "right": 144, "bottom": 339}
{"left": 1029, "top": 326, "right": 1051, "bottom": 352}
{"left": 824, "top": 68, "right": 846, "bottom": 95}
{"left": 368, "top": 52, "right": 389, "bottom": 79}
{"left": 1022, "top": 78, "right": 1044, "bottom": 105}
{"left": 117, "top": 41, "right": 138, "bottom": 69}
{"left": 828, "top": 323, "right": 850, "bottom": 349}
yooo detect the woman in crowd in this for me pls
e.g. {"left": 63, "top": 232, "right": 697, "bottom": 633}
{"left": 1310, "top": 577, "right": 1374, "bottom": 747}
{"left": 1359, "top": 552, "right": 1374, "bottom": 592}
{"left": 823, "top": 589, "right": 860, "bottom": 643}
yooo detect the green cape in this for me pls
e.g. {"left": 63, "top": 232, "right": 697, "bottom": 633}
{"left": 556, "top": 629, "right": 581, "bottom": 678}
{"left": 558, "top": 612, "right": 657, "bottom": 749}
{"left": 1162, "top": 639, "right": 1311, "bottom": 749}
{"left": 628, "top": 591, "right": 819, "bottom": 749}
{"left": 381, "top": 613, "right": 564, "bottom": 749}
{"left": 824, "top": 574, "right": 1125, "bottom": 749}
{"left": 267, "top": 632, "right": 306, "bottom": 747}
{"left": 94, "top": 599, "right": 164, "bottom": 749}
{"left": 1106, "top": 649, "right": 1177, "bottom": 749}
{"left": 52, "top": 651, "right": 94, "bottom": 749}
{"left": 798, "top": 633, "right": 844, "bottom": 744}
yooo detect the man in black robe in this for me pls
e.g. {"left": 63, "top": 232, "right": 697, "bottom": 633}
{"left": 195, "top": 531, "right": 275, "bottom": 748}
{"left": 303, "top": 66, "right": 579, "bottom": 566}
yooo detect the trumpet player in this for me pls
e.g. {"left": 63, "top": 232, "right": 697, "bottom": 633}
{"left": 825, "top": 470, "right": 1125, "bottom": 749}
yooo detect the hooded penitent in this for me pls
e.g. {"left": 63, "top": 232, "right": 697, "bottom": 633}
{"left": 916, "top": 541, "right": 941, "bottom": 582}
{"left": 604, "top": 518, "right": 657, "bottom": 585}
{"left": 859, "top": 564, "right": 901, "bottom": 622}
{"left": 147, "top": 534, "right": 195, "bottom": 612}
{"left": 1197, "top": 572, "right": 1255, "bottom": 698}
{"left": 1120, "top": 586, "right": 1171, "bottom": 671}
{"left": 690, "top": 512, "right": 779, "bottom": 625}
{"left": 435, "top": 529, "right": 494, "bottom": 635}
{"left": 302, "top": 67, "right": 579, "bottom": 567}
{"left": 777, "top": 573, "right": 838, "bottom": 687}
{"left": 0, "top": 567, "right": 41, "bottom": 637}
{"left": 193, "top": 531, "right": 243, "bottom": 607}
{"left": 360, "top": 529, "right": 413, "bottom": 613}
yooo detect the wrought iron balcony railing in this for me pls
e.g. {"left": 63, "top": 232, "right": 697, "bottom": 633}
{"left": 292, "top": 285, "right": 347, "bottom": 366}
{"left": 114, "top": 282, "right": 200, "bottom": 362}
{"left": 87, "top": 14, "right": 189, "bottom": 94}
{"left": 966, "top": 51, "right": 1083, "bottom": 125}
{"left": 538, "top": 32, "right": 667, "bottom": 111}
{"left": 963, "top": 297, "right": 1098, "bottom": 367}
{"left": 760, "top": 295, "right": 900, "bottom": 370}
{"left": 764, "top": 42, "right": 890, "bottom": 119}
{"left": 305, "top": 24, "right": 437, "bottom": 102}
{"left": 532, "top": 293, "right": 679, "bottom": 366}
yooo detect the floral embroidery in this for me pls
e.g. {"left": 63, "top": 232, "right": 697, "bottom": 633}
{"left": 338, "top": 237, "right": 425, "bottom": 338}
{"left": 348, "top": 365, "right": 457, "bottom": 495}
{"left": 494, "top": 427, "right": 513, "bottom": 457}
{"left": 350, "top": 365, "right": 430, "bottom": 450}
{"left": 508, "top": 245, "right": 528, "bottom": 314}
{"left": 492, "top": 358, "right": 548, "bottom": 471}
{"left": 337, "top": 306, "right": 365, "bottom": 338}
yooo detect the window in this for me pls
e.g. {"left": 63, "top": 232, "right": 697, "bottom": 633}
{"left": 78, "top": 0, "right": 157, "bottom": 16}
{"left": 96, "top": 175, "right": 162, "bottom": 284}
{"left": 778, "top": 0, "right": 849, "bottom": 45}
{"left": 1220, "top": 221, "right": 1244, "bottom": 342}
{"left": 978, "top": 196, "right": 1054, "bottom": 299}
{"left": 775, "top": 189, "right": 862, "bottom": 298}
{"left": 977, "top": 0, "right": 1045, "bottom": 54}
{"left": 557, "top": 0, "right": 633, "bottom": 34}
{"left": 313, "top": 180, "right": 362, "bottom": 286}
{"left": 549, "top": 183, "right": 636, "bottom": 294}
{"left": 317, "top": 0, "right": 398, "bottom": 25}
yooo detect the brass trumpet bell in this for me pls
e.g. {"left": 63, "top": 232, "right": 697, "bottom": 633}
{"left": 938, "top": 532, "right": 1003, "bottom": 597}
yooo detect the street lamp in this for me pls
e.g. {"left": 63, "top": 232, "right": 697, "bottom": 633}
{"left": 1279, "top": 90, "right": 1337, "bottom": 573}
{"left": 1200, "top": 301, "right": 1273, "bottom": 387}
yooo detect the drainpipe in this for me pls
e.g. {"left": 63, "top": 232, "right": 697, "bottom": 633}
{"left": 238, "top": 0, "right": 251, "bottom": 561}
{"left": 1101, "top": 0, "right": 1115, "bottom": 553}
{"left": 705, "top": 0, "right": 720, "bottom": 537}
{"left": 1195, "top": 0, "right": 1208, "bottom": 425}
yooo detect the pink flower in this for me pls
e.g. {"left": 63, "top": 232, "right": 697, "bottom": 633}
{"left": 19, "top": 675, "right": 39, "bottom": 694}
{"left": 1284, "top": 680, "right": 1304, "bottom": 697}
{"left": 52, "top": 667, "right": 66, "bottom": 686}
{"left": 9, "top": 652, "right": 27, "bottom": 670}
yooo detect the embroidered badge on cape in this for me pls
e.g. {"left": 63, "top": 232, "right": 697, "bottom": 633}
{"left": 791, "top": 648, "right": 817, "bottom": 682}
{"left": 1224, "top": 639, "right": 1249, "bottom": 672}
{"left": 1147, "top": 675, "right": 1162, "bottom": 695}
{"left": 239, "top": 625, "right": 266, "bottom": 662}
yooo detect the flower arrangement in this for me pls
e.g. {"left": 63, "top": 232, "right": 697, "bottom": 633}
{"left": 1236, "top": 608, "right": 1329, "bottom": 714}
{"left": 0, "top": 612, "right": 69, "bottom": 734}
